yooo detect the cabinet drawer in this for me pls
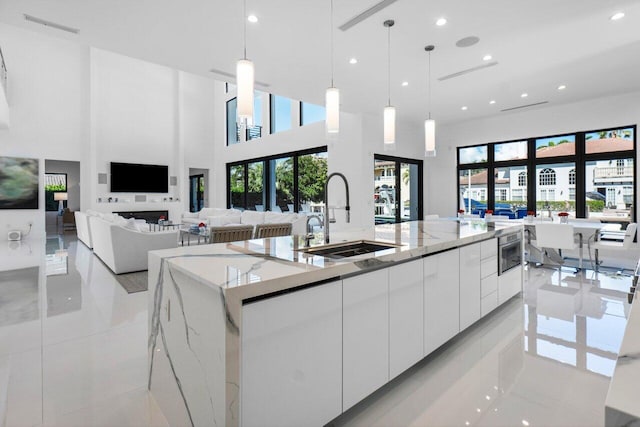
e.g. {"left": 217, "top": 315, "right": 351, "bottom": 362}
{"left": 480, "top": 256, "right": 497, "bottom": 279}
{"left": 481, "top": 239, "right": 497, "bottom": 260}
{"left": 481, "top": 291, "right": 498, "bottom": 317}
{"left": 481, "top": 273, "right": 498, "bottom": 297}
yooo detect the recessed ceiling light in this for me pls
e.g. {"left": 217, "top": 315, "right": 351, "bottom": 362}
{"left": 521, "top": 93, "right": 528, "bottom": 98}
{"left": 461, "top": 106, "right": 468, "bottom": 110}
{"left": 522, "top": 421, "right": 530, "bottom": 427}
{"left": 349, "top": 57, "right": 358, "bottom": 64}
{"left": 610, "top": 12, "right": 625, "bottom": 21}
{"left": 489, "top": 100, "right": 496, "bottom": 105}
{"left": 436, "top": 17, "right": 447, "bottom": 26}
{"left": 247, "top": 14, "right": 258, "bottom": 23}
{"left": 557, "top": 84, "right": 567, "bottom": 90}
{"left": 401, "top": 81, "right": 409, "bottom": 86}
{"left": 483, "top": 54, "right": 492, "bottom": 61}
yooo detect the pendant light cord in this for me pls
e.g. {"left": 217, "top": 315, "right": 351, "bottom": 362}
{"left": 387, "top": 24, "right": 391, "bottom": 106}
{"left": 428, "top": 50, "right": 431, "bottom": 119}
{"left": 243, "top": 0, "right": 247, "bottom": 59}
{"left": 330, "top": 0, "right": 334, "bottom": 87}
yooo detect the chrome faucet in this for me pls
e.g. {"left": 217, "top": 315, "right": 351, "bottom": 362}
{"left": 303, "top": 214, "right": 323, "bottom": 247}
{"left": 324, "top": 172, "right": 350, "bottom": 244}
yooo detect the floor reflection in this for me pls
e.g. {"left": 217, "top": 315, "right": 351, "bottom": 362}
{"left": 0, "top": 267, "right": 40, "bottom": 327}
{"left": 524, "top": 266, "right": 631, "bottom": 377}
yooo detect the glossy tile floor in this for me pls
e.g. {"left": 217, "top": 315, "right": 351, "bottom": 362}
{"left": 0, "top": 232, "right": 633, "bottom": 427}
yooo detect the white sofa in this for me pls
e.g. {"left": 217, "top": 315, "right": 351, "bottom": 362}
{"left": 88, "top": 213, "right": 178, "bottom": 274}
{"left": 75, "top": 211, "right": 93, "bottom": 249}
{"left": 181, "top": 208, "right": 309, "bottom": 236}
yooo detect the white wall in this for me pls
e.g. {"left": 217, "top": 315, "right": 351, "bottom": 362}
{"left": 430, "top": 91, "right": 640, "bottom": 217}
{"left": 0, "top": 23, "right": 217, "bottom": 239}
{"left": 0, "top": 24, "right": 88, "bottom": 240}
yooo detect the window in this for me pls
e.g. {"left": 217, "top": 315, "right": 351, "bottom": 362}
{"left": 227, "top": 147, "right": 328, "bottom": 212}
{"left": 226, "top": 97, "right": 239, "bottom": 145}
{"left": 229, "top": 165, "right": 245, "bottom": 209}
{"left": 246, "top": 92, "right": 264, "bottom": 141}
{"left": 458, "top": 145, "right": 488, "bottom": 164}
{"left": 45, "top": 173, "right": 67, "bottom": 212}
{"left": 585, "top": 127, "right": 634, "bottom": 154}
{"left": 536, "top": 134, "right": 575, "bottom": 158}
{"left": 512, "top": 189, "right": 524, "bottom": 201}
{"left": 569, "top": 169, "right": 576, "bottom": 185}
{"left": 270, "top": 95, "right": 292, "bottom": 134}
{"left": 301, "top": 102, "right": 326, "bottom": 126}
{"left": 495, "top": 188, "right": 507, "bottom": 201}
{"left": 459, "top": 169, "right": 488, "bottom": 213}
{"left": 569, "top": 188, "right": 576, "bottom": 201}
{"left": 518, "top": 171, "right": 527, "bottom": 187}
{"left": 586, "top": 157, "right": 634, "bottom": 218}
{"left": 539, "top": 168, "right": 556, "bottom": 186}
{"left": 495, "top": 141, "right": 527, "bottom": 162}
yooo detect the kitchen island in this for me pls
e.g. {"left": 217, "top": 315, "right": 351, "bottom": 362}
{"left": 147, "top": 219, "right": 523, "bottom": 427}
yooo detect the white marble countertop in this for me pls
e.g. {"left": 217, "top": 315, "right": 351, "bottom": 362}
{"left": 605, "top": 286, "right": 640, "bottom": 425}
{"left": 149, "top": 219, "right": 523, "bottom": 303}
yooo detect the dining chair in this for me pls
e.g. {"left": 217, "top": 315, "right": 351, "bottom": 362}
{"left": 589, "top": 222, "right": 637, "bottom": 271}
{"left": 254, "top": 222, "right": 292, "bottom": 239}
{"left": 209, "top": 225, "right": 255, "bottom": 243}
{"left": 534, "top": 223, "right": 583, "bottom": 270}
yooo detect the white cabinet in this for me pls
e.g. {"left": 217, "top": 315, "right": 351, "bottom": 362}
{"left": 459, "top": 243, "right": 481, "bottom": 331}
{"left": 389, "top": 259, "right": 424, "bottom": 379}
{"left": 498, "top": 265, "right": 523, "bottom": 305}
{"left": 480, "top": 238, "right": 499, "bottom": 317}
{"left": 241, "top": 281, "right": 342, "bottom": 427}
{"left": 424, "top": 249, "right": 460, "bottom": 356}
{"left": 343, "top": 269, "right": 389, "bottom": 411}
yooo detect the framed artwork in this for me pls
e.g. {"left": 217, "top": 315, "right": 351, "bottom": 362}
{"left": 0, "top": 156, "right": 39, "bottom": 209}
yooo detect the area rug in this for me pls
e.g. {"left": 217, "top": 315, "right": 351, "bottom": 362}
{"left": 115, "top": 270, "right": 148, "bottom": 294}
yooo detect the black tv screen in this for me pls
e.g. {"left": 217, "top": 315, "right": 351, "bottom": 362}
{"left": 110, "top": 162, "right": 169, "bottom": 193}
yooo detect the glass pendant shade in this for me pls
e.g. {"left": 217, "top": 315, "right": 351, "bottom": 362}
{"left": 325, "top": 87, "right": 340, "bottom": 134}
{"left": 236, "top": 59, "right": 254, "bottom": 126}
{"left": 383, "top": 105, "right": 396, "bottom": 145}
{"left": 424, "top": 118, "right": 436, "bottom": 157}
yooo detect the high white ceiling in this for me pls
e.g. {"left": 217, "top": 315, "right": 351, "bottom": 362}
{"left": 1, "top": 0, "right": 639, "bottom": 126}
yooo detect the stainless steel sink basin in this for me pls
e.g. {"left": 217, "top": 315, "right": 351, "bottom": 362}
{"left": 297, "top": 240, "right": 401, "bottom": 258}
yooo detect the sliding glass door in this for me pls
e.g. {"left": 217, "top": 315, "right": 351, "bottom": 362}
{"left": 374, "top": 155, "right": 423, "bottom": 224}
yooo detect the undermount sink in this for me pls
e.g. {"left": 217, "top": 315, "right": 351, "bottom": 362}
{"left": 297, "top": 240, "right": 402, "bottom": 258}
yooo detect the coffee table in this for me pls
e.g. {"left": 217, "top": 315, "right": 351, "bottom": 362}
{"left": 179, "top": 226, "right": 209, "bottom": 246}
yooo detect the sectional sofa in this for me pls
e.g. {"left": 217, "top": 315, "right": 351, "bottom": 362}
{"left": 79, "top": 210, "right": 178, "bottom": 274}
{"left": 181, "top": 207, "right": 309, "bottom": 236}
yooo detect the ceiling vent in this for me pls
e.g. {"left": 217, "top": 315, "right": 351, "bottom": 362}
{"left": 24, "top": 14, "right": 79, "bottom": 34}
{"left": 209, "top": 68, "right": 270, "bottom": 87}
{"left": 438, "top": 61, "right": 498, "bottom": 81}
{"left": 339, "top": 0, "right": 399, "bottom": 31}
{"left": 501, "top": 101, "right": 549, "bottom": 112}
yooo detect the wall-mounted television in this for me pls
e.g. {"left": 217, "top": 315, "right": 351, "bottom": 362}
{"left": 110, "top": 162, "right": 168, "bottom": 193}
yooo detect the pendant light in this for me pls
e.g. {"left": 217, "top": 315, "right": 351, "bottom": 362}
{"left": 237, "top": 0, "right": 254, "bottom": 127}
{"left": 424, "top": 45, "right": 436, "bottom": 157}
{"left": 325, "top": 0, "right": 339, "bottom": 136}
{"left": 383, "top": 20, "right": 396, "bottom": 149}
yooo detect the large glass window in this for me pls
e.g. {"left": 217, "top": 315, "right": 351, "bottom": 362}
{"left": 269, "top": 157, "right": 294, "bottom": 212}
{"left": 298, "top": 152, "right": 328, "bottom": 213}
{"left": 229, "top": 164, "right": 245, "bottom": 209}
{"left": 459, "top": 169, "right": 488, "bottom": 214}
{"left": 227, "top": 147, "right": 327, "bottom": 212}
{"left": 301, "top": 102, "right": 326, "bottom": 126}
{"left": 270, "top": 95, "right": 292, "bottom": 134}
{"left": 246, "top": 92, "right": 264, "bottom": 141}
{"left": 457, "top": 125, "right": 635, "bottom": 220}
